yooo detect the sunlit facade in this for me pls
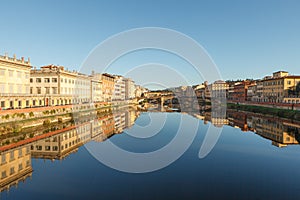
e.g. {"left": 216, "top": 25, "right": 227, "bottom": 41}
{"left": 0, "top": 54, "right": 32, "bottom": 109}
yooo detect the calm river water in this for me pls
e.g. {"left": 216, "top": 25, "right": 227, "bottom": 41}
{"left": 1, "top": 108, "right": 300, "bottom": 199}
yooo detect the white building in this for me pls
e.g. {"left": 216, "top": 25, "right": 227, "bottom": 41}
{"left": 124, "top": 78, "right": 136, "bottom": 100}
{"left": 90, "top": 73, "right": 102, "bottom": 103}
{"left": 113, "top": 75, "right": 125, "bottom": 101}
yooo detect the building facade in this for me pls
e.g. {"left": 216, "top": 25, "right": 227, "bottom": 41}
{"left": 90, "top": 73, "right": 102, "bottom": 103}
{"left": 101, "top": 73, "right": 115, "bottom": 103}
{"left": 30, "top": 65, "right": 91, "bottom": 107}
{"left": 113, "top": 75, "right": 126, "bottom": 101}
{"left": 262, "top": 71, "right": 300, "bottom": 103}
{"left": 0, "top": 54, "right": 32, "bottom": 109}
{"left": 124, "top": 78, "right": 136, "bottom": 100}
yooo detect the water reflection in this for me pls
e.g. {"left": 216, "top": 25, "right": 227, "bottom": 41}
{"left": 0, "top": 107, "right": 140, "bottom": 192}
{"left": 0, "top": 105, "right": 300, "bottom": 193}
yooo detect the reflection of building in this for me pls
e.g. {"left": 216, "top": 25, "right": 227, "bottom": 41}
{"left": 0, "top": 144, "right": 32, "bottom": 192}
{"left": 0, "top": 54, "right": 31, "bottom": 109}
{"left": 125, "top": 109, "right": 138, "bottom": 128}
{"left": 91, "top": 119, "right": 103, "bottom": 141}
{"left": 204, "top": 108, "right": 229, "bottom": 127}
{"left": 31, "top": 123, "right": 92, "bottom": 160}
{"left": 114, "top": 112, "right": 126, "bottom": 134}
{"left": 101, "top": 113, "right": 115, "bottom": 137}
{"left": 227, "top": 110, "right": 249, "bottom": 131}
{"left": 247, "top": 116, "right": 299, "bottom": 147}
{"left": 0, "top": 107, "right": 140, "bottom": 192}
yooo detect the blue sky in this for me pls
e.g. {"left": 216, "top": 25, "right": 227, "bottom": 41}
{"left": 1, "top": 0, "right": 300, "bottom": 88}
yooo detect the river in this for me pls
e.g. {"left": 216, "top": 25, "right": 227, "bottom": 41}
{"left": 1, "top": 107, "right": 300, "bottom": 199}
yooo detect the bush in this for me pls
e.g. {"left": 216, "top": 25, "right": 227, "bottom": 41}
{"left": 43, "top": 119, "right": 51, "bottom": 126}
{"left": 29, "top": 112, "right": 34, "bottom": 117}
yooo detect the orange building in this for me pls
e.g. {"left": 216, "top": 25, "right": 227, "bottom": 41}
{"left": 101, "top": 73, "right": 115, "bottom": 103}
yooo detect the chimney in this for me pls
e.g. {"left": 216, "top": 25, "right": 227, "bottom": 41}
{"left": 21, "top": 57, "right": 24, "bottom": 63}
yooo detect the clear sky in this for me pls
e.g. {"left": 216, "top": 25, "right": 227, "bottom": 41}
{"left": 1, "top": 0, "right": 300, "bottom": 88}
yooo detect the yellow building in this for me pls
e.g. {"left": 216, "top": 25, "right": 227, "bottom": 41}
{"left": 0, "top": 54, "right": 32, "bottom": 109}
{"left": 0, "top": 144, "right": 32, "bottom": 192}
{"left": 262, "top": 71, "right": 300, "bottom": 103}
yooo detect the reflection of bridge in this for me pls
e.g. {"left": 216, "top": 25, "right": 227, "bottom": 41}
{"left": 142, "top": 92, "right": 176, "bottom": 111}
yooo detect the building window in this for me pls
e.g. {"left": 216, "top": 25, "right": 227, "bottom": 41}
{"left": 26, "top": 100, "right": 29, "bottom": 107}
{"left": 30, "top": 78, "right": 33, "bottom": 83}
{"left": 26, "top": 160, "right": 30, "bottom": 167}
{"left": 37, "top": 87, "right": 41, "bottom": 94}
{"left": 26, "top": 146, "right": 30, "bottom": 155}
{"left": 36, "top": 78, "right": 41, "bottom": 83}
{"left": 30, "top": 87, "right": 33, "bottom": 94}
{"left": 1, "top": 101, "right": 5, "bottom": 108}
{"left": 17, "top": 71, "right": 22, "bottom": 78}
{"left": 0, "top": 68, "right": 5, "bottom": 76}
{"left": 9, "top": 84, "right": 14, "bottom": 93}
{"left": 61, "top": 78, "right": 63, "bottom": 83}
{"left": 10, "top": 101, "right": 13, "bottom": 108}
{"left": 18, "top": 149, "right": 22, "bottom": 158}
{"left": 45, "top": 87, "right": 50, "bottom": 94}
{"left": 10, "top": 151, "right": 14, "bottom": 161}
{"left": 1, "top": 154, "right": 6, "bottom": 164}
{"left": 33, "top": 100, "right": 36, "bottom": 106}
{"left": 39, "top": 100, "right": 42, "bottom": 105}
{"left": 0, "top": 83, "right": 5, "bottom": 92}
{"left": 52, "top": 87, "right": 57, "bottom": 94}
{"left": 44, "top": 78, "right": 50, "bottom": 83}
{"left": 287, "top": 81, "right": 291, "bottom": 85}
{"left": 1, "top": 171, "right": 7, "bottom": 179}
{"left": 19, "top": 163, "right": 23, "bottom": 171}
{"left": 45, "top": 146, "right": 51, "bottom": 151}
{"left": 36, "top": 146, "right": 42, "bottom": 150}
{"left": 10, "top": 167, "right": 15, "bottom": 175}
{"left": 18, "top": 100, "right": 22, "bottom": 107}
{"left": 9, "top": 70, "right": 14, "bottom": 77}
{"left": 17, "top": 84, "right": 22, "bottom": 93}
{"left": 52, "top": 78, "right": 57, "bottom": 83}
